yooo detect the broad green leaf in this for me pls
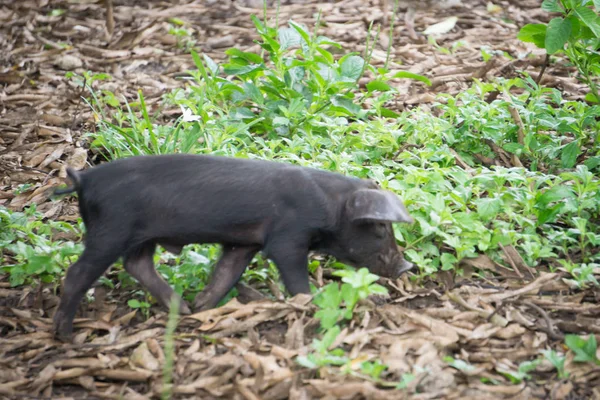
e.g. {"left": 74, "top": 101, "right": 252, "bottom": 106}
{"left": 440, "top": 253, "right": 458, "bottom": 271}
{"left": 584, "top": 156, "right": 600, "bottom": 170}
{"left": 331, "top": 95, "right": 361, "bottom": 114}
{"left": 340, "top": 55, "right": 365, "bottom": 81}
{"left": 313, "top": 283, "right": 342, "bottom": 309}
{"left": 278, "top": 27, "right": 302, "bottom": 50}
{"left": 595, "top": 0, "right": 600, "bottom": 11}
{"left": 476, "top": 197, "right": 502, "bottom": 220}
{"left": 561, "top": 141, "right": 580, "bottom": 168}
{"left": 537, "top": 203, "right": 564, "bottom": 225}
{"left": 316, "top": 47, "right": 334, "bottom": 64}
{"left": 574, "top": 6, "right": 600, "bottom": 37}
{"left": 321, "top": 326, "right": 341, "bottom": 350}
{"left": 315, "top": 309, "right": 342, "bottom": 329}
{"left": 26, "top": 255, "right": 52, "bottom": 274}
{"left": 288, "top": 20, "right": 311, "bottom": 46}
{"left": 203, "top": 54, "right": 219, "bottom": 75}
{"left": 392, "top": 71, "right": 432, "bottom": 86}
{"left": 366, "top": 80, "right": 392, "bottom": 92}
{"left": 380, "top": 107, "right": 401, "bottom": 118}
{"left": 222, "top": 64, "right": 264, "bottom": 76}
{"left": 517, "top": 24, "right": 547, "bottom": 48}
{"left": 128, "top": 299, "right": 141, "bottom": 308}
{"left": 585, "top": 92, "right": 599, "bottom": 103}
{"left": 225, "top": 48, "right": 263, "bottom": 64}
{"left": 545, "top": 17, "right": 572, "bottom": 53}
{"left": 542, "top": 0, "right": 563, "bottom": 12}
{"left": 295, "top": 355, "right": 317, "bottom": 369}
{"left": 565, "top": 334, "right": 599, "bottom": 364}
{"left": 536, "top": 185, "right": 575, "bottom": 208}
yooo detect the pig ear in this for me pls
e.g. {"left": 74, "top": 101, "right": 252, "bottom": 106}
{"left": 346, "top": 189, "right": 414, "bottom": 223}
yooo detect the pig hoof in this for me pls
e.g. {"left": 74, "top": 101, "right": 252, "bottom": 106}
{"left": 179, "top": 302, "right": 192, "bottom": 315}
{"left": 52, "top": 313, "right": 74, "bottom": 343}
{"left": 192, "top": 295, "right": 215, "bottom": 313}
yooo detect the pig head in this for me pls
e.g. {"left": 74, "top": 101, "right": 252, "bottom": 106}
{"left": 51, "top": 154, "right": 414, "bottom": 342}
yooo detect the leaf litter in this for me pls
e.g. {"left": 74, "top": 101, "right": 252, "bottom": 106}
{"left": 1, "top": 0, "right": 599, "bottom": 399}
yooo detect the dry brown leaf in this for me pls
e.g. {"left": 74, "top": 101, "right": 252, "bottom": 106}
{"left": 130, "top": 341, "right": 160, "bottom": 371}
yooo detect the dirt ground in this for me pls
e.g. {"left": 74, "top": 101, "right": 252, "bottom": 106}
{"left": 1, "top": 0, "right": 599, "bottom": 399}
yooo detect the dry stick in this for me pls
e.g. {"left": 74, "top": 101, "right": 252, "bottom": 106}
{"left": 70, "top": 76, "right": 87, "bottom": 132}
{"left": 521, "top": 300, "right": 564, "bottom": 341}
{"left": 104, "top": 0, "right": 114, "bottom": 41}
{"left": 524, "top": 53, "right": 550, "bottom": 108}
{"left": 499, "top": 243, "right": 524, "bottom": 279}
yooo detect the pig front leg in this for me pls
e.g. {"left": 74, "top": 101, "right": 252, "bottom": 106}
{"left": 124, "top": 243, "right": 191, "bottom": 315}
{"left": 193, "top": 245, "right": 260, "bottom": 311}
{"left": 265, "top": 237, "right": 311, "bottom": 295}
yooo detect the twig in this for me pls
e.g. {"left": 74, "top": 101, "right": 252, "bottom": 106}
{"left": 535, "top": 54, "right": 550, "bottom": 85}
{"left": 104, "top": 0, "right": 114, "bottom": 41}
{"left": 522, "top": 300, "right": 564, "bottom": 340}
{"left": 507, "top": 106, "right": 525, "bottom": 146}
{"left": 499, "top": 243, "right": 523, "bottom": 279}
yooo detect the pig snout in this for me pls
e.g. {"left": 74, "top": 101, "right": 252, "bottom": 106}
{"left": 372, "top": 250, "right": 414, "bottom": 279}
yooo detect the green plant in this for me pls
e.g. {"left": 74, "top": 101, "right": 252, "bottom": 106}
{"left": 565, "top": 334, "right": 600, "bottom": 365}
{"left": 1, "top": 206, "right": 83, "bottom": 287}
{"left": 127, "top": 298, "right": 152, "bottom": 319}
{"left": 518, "top": 0, "right": 600, "bottom": 103}
{"left": 541, "top": 349, "right": 569, "bottom": 379}
{"left": 312, "top": 267, "right": 388, "bottom": 330}
{"left": 496, "top": 358, "right": 543, "bottom": 384}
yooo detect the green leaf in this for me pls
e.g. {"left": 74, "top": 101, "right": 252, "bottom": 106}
{"left": 545, "top": 18, "right": 572, "bottom": 53}
{"left": 203, "top": 54, "right": 219, "bottom": 75}
{"left": 476, "top": 197, "right": 502, "bottom": 220}
{"left": 288, "top": 20, "right": 311, "bottom": 46}
{"left": 574, "top": 6, "right": 600, "bottom": 37}
{"left": 316, "top": 47, "right": 334, "bottom": 64}
{"left": 331, "top": 95, "right": 361, "bottom": 115}
{"left": 222, "top": 64, "right": 264, "bottom": 76}
{"left": 380, "top": 107, "right": 401, "bottom": 118}
{"left": 320, "top": 326, "right": 341, "bottom": 351}
{"left": 392, "top": 71, "right": 432, "bottom": 86}
{"left": 517, "top": 24, "right": 547, "bottom": 48}
{"left": 366, "top": 80, "right": 392, "bottom": 92}
{"left": 584, "top": 156, "right": 600, "bottom": 170}
{"left": 313, "top": 283, "right": 342, "bottom": 309}
{"left": 26, "top": 255, "right": 52, "bottom": 274}
{"left": 224, "top": 48, "right": 263, "bottom": 64}
{"left": 565, "top": 334, "right": 599, "bottom": 364}
{"left": 542, "top": 0, "right": 563, "bottom": 12}
{"left": 561, "top": 141, "right": 580, "bottom": 168}
{"left": 278, "top": 27, "right": 302, "bottom": 50}
{"left": 585, "top": 92, "right": 599, "bottom": 103}
{"left": 296, "top": 355, "right": 318, "bottom": 369}
{"left": 340, "top": 55, "right": 365, "bottom": 81}
{"left": 594, "top": 0, "right": 600, "bottom": 11}
{"left": 128, "top": 299, "right": 141, "bottom": 308}
{"left": 440, "top": 253, "right": 458, "bottom": 271}
{"left": 536, "top": 185, "right": 575, "bottom": 208}
{"left": 537, "top": 203, "right": 564, "bottom": 225}
{"left": 315, "top": 309, "right": 343, "bottom": 329}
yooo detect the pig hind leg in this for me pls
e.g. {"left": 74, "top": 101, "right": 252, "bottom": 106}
{"left": 53, "top": 239, "right": 125, "bottom": 341}
{"left": 124, "top": 242, "right": 191, "bottom": 315}
{"left": 193, "top": 244, "right": 259, "bottom": 311}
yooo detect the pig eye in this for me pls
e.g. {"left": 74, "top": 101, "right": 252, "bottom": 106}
{"left": 373, "top": 223, "right": 387, "bottom": 238}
